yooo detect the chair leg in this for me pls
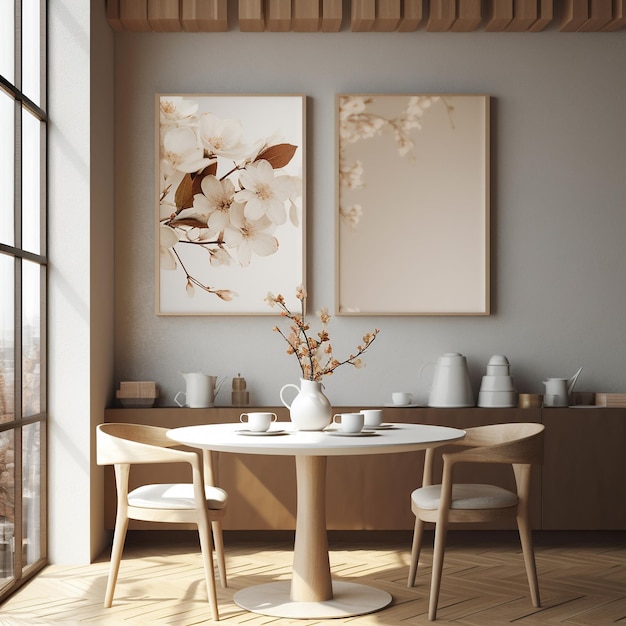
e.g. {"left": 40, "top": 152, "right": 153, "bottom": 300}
{"left": 197, "top": 515, "right": 219, "bottom": 621}
{"left": 428, "top": 520, "right": 448, "bottom": 621}
{"left": 212, "top": 519, "right": 227, "bottom": 588}
{"left": 408, "top": 517, "right": 425, "bottom": 587}
{"left": 104, "top": 514, "right": 129, "bottom": 608}
{"left": 517, "top": 513, "right": 541, "bottom": 607}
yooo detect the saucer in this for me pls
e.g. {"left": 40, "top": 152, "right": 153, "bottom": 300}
{"left": 383, "top": 403, "right": 423, "bottom": 408}
{"left": 326, "top": 430, "right": 378, "bottom": 437}
{"left": 236, "top": 429, "right": 288, "bottom": 436}
{"left": 367, "top": 423, "right": 396, "bottom": 430}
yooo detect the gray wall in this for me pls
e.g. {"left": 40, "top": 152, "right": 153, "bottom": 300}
{"left": 114, "top": 29, "right": 626, "bottom": 408}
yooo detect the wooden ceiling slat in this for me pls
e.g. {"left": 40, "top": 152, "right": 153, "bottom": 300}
{"left": 321, "top": 0, "right": 343, "bottom": 31}
{"left": 267, "top": 0, "right": 291, "bottom": 31}
{"left": 239, "top": 0, "right": 265, "bottom": 31}
{"left": 293, "top": 0, "right": 322, "bottom": 32}
{"left": 148, "top": 0, "right": 182, "bottom": 32}
{"left": 529, "top": 0, "right": 553, "bottom": 31}
{"left": 427, "top": 0, "right": 457, "bottom": 31}
{"left": 352, "top": 0, "right": 377, "bottom": 30}
{"left": 180, "top": 0, "right": 228, "bottom": 32}
{"left": 485, "top": 0, "right": 513, "bottom": 31}
{"left": 451, "top": 0, "right": 482, "bottom": 31}
{"left": 375, "top": 0, "right": 402, "bottom": 31}
{"left": 106, "top": 0, "right": 124, "bottom": 31}
{"left": 397, "top": 0, "right": 424, "bottom": 31}
{"left": 560, "top": 0, "right": 590, "bottom": 30}
{"left": 578, "top": 0, "right": 613, "bottom": 30}
{"left": 119, "top": 0, "right": 152, "bottom": 31}
{"left": 602, "top": 0, "right": 626, "bottom": 30}
{"left": 504, "top": 0, "right": 538, "bottom": 31}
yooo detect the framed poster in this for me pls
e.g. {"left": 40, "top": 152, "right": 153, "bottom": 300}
{"left": 157, "top": 94, "right": 305, "bottom": 315}
{"left": 337, "top": 94, "right": 490, "bottom": 315}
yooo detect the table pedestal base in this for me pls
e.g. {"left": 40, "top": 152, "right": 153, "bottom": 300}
{"left": 234, "top": 580, "right": 392, "bottom": 619}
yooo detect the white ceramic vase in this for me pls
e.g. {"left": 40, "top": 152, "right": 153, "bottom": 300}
{"left": 279, "top": 378, "right": 332, "bottom": 431}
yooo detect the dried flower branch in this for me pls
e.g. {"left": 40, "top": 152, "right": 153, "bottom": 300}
{"left": 266, "top": 287, "right": 379, "bottom": 382}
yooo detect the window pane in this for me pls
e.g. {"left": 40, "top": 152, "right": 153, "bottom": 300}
{"left": 22, "top": 0, "right": 42, "bottom": 106}
{"left": 0, "top": 429, "right": 15, "bottom": 583}
{"left": 22, "top": 260, "right": 40, "bottom": 418}
{"left": 0, "top": 254, "right": 15, "bottom": 425}
{"left": 22, "top": 108, "right": 41, "bottom": 255}
{"left": 0, "top": 91, "right": 14, "bottom": 247}
{"left": 0, "top": 0, "right": 14, "bottom": 84}
{"left": 22, "top": 422, "right": 41, "bottom": 569}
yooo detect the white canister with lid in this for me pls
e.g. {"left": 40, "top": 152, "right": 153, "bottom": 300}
{"left": 428, "top": 353, "right": 475, "bottom": 408}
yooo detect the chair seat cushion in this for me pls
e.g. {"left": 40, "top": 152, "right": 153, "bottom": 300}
{"left": 128, "top": 483, "right": 228, "bottom": 510}
{"left": 412, "top": 483, "right": 518, "bottom": 510}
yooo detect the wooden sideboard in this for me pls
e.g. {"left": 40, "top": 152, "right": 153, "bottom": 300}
{"left": 103, "top": 406, "right": 626, "bottom": 532}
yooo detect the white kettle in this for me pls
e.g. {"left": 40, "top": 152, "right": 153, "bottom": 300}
{"left": 427, "top": 353, "right": 475, "bottom": 408}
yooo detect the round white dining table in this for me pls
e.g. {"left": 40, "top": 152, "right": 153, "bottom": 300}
{"left": 167, "top": 421, "right": 465, "bottom": 619}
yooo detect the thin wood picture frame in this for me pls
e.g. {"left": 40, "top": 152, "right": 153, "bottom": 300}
{"left": 336, "top": 93, "right": 490, "bottom": 315}
{"left": 156, "top": 93, "right": 306, "bottom": 315}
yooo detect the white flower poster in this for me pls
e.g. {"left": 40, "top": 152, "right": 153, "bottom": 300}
{"left": 157, "top": 94, "right": 305, "bottom": 315}
{"left": 337, "top": 94, "right": 490, "bottom": 315}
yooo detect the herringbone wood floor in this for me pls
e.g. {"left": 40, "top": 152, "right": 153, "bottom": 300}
{"left": 1, "top": 531, "right": 625, "bottom": 625}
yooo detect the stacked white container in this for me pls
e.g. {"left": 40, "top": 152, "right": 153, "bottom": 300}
{"left": 477, "top": 355, "right": 517, "bottom": 408}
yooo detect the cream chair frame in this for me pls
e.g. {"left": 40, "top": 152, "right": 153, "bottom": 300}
{"left": 96, "top": 423, "right": 227, "bottom": 621}
{"left": 407, "top": 422, "right": 544, "bottom": 621}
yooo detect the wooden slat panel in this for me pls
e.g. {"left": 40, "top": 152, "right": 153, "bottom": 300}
{"left": 147, "top": 0, "right": 182, "bottom": 31}
{"left": 485, "top": 0, "right": 513, "bottom": 31}
{"left": 529, "top": 0, "right": 553, "bottom": 31}
{"left": 450, "top": 0, "right": 482, "bottom": 31}
{"left": 106, "top": 0, "right": 124, "bottom": 31}
{"left": 119, "top": 0, "right": 151, "bottom": 31}
{"left": 560, "top": 0, "right": 590, "bottom": 30}
{"left": 321, "top": 0, "right": 343, "bottom": 31}
{"left": 578, "top": 0, "right": 614, "bottom": 30}
{"left": 427, "top": 0, "right": 456, "bottom": 31}
{"left": 398, "top": 0, "right": 424, "bottom": 30}
{"left": 602, "top": 0, "right": 625, "bottom": 30}
{"left": 352, "top": 0, "right": 376, "bottom": 31}
{"left": 504, "top": 0, "right": 538, "bottom": 31}
{"left": 239, "top": 0, "right": 265, "bottom": 31}
{"left": 293, "top": 0, "right": 322, "bottom": 32}
{"left": 181, "top": 0, "right": 228, "bottom": 32}
{"left": 375, "top": 0, "right": 402, "bottom": 31}
{"left": 267, "top": 0, "right": 291, "bottom": 31}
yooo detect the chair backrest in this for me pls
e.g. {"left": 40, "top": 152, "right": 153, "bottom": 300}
{"left": 96, "top": 423, "right": 195, "bottom": 467}
{"left": 448, "top": 422, "right": 544, "bottom": 465}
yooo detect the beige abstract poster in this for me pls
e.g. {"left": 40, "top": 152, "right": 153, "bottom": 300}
{"left": 337, "top": 94, "right": 490, "bottom": 315}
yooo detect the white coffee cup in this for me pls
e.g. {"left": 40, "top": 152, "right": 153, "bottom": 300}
{"left": 392, "top": 392, "right": 412, "bottom": 406}
{"left": 332, "top": 412, "right": 364, "bottom": 433}
{"left": 361, "top": 409, "right": 383, "bottom": 428}
{"left": 240, "top": 412, "right": 277, "bottom": 432}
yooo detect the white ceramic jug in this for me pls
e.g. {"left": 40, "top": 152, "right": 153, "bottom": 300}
{"left": 543, "top": 367, "right": 582, "bottom": 407}
{"left": 427, "top": 353, "right": 475, "bottom": 408}
{"left": 175, "top": 372, "right": 225, "bottom": 408}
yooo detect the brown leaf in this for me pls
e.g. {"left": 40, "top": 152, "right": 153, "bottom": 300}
{"left": 174, "top": 173, "right": 194, "bottom": 210}
{"left": 169, "top": 217, "right": 206, "bottom": 229}
{"left": 255, "top": 143, "right": 298, "bottom": 169}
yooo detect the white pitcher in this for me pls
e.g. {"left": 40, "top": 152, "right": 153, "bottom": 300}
{"left": 175, "top": 372, "right": 225, "bottom": 408}
{"left": 543, "top": 367, "right": 582, "bottom": 407}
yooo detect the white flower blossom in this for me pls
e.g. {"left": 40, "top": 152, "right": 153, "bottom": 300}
{"left": 159, "top": 225, "right": 179, "bottom": 270}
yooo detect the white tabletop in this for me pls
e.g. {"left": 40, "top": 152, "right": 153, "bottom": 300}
{"left": 167, "top": 422, "right": 465, "bottom": 456}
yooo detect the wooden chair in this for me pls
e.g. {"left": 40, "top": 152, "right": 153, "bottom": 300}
{"left": 407, "top": 422, "right": 544, "bottom": 621}
{"left": 96, "top": 423, "right": 228, "bottom": 621}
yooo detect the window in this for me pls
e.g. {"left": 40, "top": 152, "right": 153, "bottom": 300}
{"left": 0, "top": 0, "right": 47, "bottom": 598}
